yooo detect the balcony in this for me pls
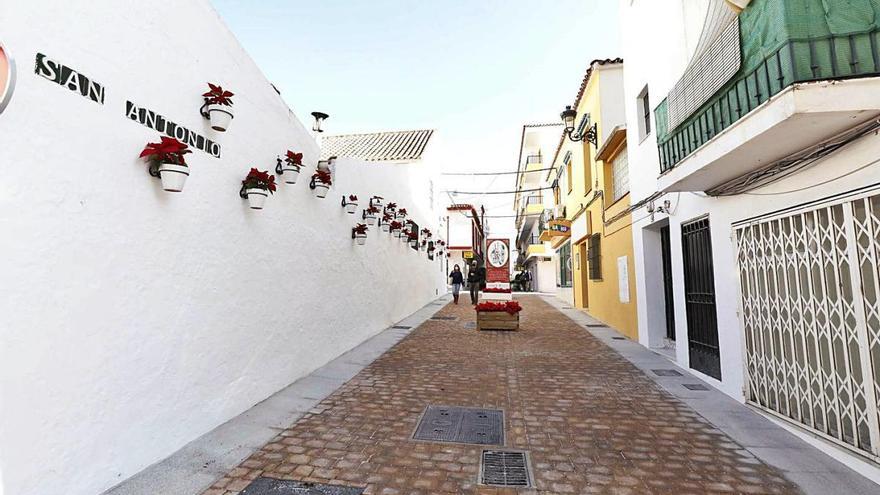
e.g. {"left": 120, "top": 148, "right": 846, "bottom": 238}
{"left": 525, "top": 235, "right": 545, "bottom": 257}
{"left": 655, "top": 24, "right": 880, "bottom": 192}
{"left": 523, "top": 194, "right": 544, "bottom": 215}
{"left": 518, "top": 153, "right": 544, "bottom": 189}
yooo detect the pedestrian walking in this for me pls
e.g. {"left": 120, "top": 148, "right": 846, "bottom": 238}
{"left": 449, "top": 264, "right": 464, "bottom": 304}
{"left": 468, "top": 261, "right": 486, "bottom": 305}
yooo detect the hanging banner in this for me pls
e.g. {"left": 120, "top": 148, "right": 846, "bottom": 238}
{"left": 485, "top": 238, "right": 511, "bottom": 292}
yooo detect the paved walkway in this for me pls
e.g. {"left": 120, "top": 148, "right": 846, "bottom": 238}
{"left": 201, "top": 296, "right": 874, "bottom": 494}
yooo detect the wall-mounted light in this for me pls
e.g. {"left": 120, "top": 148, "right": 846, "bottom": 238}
{"left": 311, "top": 111, "right": 329, "bottom": 133}
{"left": 560, "top": 105, "right": 597, "bottom": 147}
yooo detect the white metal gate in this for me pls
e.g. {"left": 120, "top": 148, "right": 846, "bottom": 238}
{"left": 734, "top": 189, "right": 880, "bottom": 462}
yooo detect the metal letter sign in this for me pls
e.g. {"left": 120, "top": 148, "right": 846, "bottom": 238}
{"left": 486, "top": 239, "right": 511, "bottom": 292}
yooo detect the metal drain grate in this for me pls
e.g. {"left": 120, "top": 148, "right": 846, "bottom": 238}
{"left": 585, "top": 324, "right": 607, "bottom": 328}
{"left": 612, "top": 336, "right": 626, "bottom": 340}
{"left": 413, "top": 405, "right": 504, "bottom": 445}
{"left": 561, "top": 306, "right": 573, "bottom": 309}
{"left": 652, "top": 369, "right": 683, "bottom": 377}
{"left": 683, "top": 383, "right": 709, "bottom": 390}
{"left": 391, "top": 325, "right": 412, "bottom": 329}
{"left": 240, "top": 477, "right": 364, "bottom": 494}
{"left": 480, "top": 450, "right": 532, "bottom": 487}
{"left": 430, "top": 316, "right": 457, "bottom": 320}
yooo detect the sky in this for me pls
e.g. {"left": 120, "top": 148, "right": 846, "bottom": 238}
{"left": 211, "top": 0, "right": 621, "bottom": 241}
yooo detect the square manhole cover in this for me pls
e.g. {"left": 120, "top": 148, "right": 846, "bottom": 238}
{"left": 413, "top": 405, "right": 504, "bottom": 445}
{"left": 683, "top": 383, "right": 709, "bottom": 391}
{"left": 652, "top": 369, "right": 683, "bottom": 377}
{"left": 391, "top": 325, "right": 411, "bottom": 329}
{"left": 480, "top": 450, "right": 532, "bottom": 487}
{"left": 240, "top": 477, "right": 364, "bottom": 494}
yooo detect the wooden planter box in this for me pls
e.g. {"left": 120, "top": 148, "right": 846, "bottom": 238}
{"left": 476, "top": 311, "right": 520, "bottom": 331}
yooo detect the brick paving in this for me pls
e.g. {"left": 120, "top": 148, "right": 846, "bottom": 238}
{"left": 204, "top": 296, "right": 801, "bottom": 494}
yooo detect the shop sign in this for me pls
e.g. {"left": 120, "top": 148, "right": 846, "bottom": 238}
{"left": 486, "top": 239, "right": 510, "bottom": 290}
{"left": 463, "top": 250, "right": 474, "bottom": 260}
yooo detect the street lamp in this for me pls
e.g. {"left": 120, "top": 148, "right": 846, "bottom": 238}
{"left": 311, "top": 111, "right": 329, "bottom": 133}
{"left": 559, "top": 105, "right": 598, "bottom": 147}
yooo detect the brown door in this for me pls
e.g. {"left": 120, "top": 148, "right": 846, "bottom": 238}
{"left": 578, "top": 242, "right": 589, "bottom": 308}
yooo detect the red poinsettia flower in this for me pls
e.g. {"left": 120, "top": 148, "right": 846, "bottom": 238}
{"left": 382, "top": 213, "right": 394, "bottom": 222}
{"left": 202, "top": 83, "right": 234, "bottom": 106}
{"left": 475, "top": 301, "right": 522, "bottom": 315}
{"left": 407, "top": 232, "right": 418, "bottom": 240}
{"left": 353, "top": 223, "right": 369, "bottom": 235}
{"left": 397, "top": 208, "right": 407, "bottom": 215}
{"left": 312, "top": 170, "right": 332, "bottom": 185}
{"left": 285, "top": 150, "right": 303, "bottom": 166}
{"left": 365, "top": 206, "right": 380, "bottom": 214}
{"left": 348, "top": 195, "right": 358, "bottom": 201}
{"left": 140, "top": 136, "right": 191, "bottom": 165}
{"left": 242, "top": 168, "right": 276, "bottom": 194}
{"left": 389, "top": 221, "right": 403, "bottom": 230}
{"left": 386, "top": 202, "right": 397, "bottom": 209}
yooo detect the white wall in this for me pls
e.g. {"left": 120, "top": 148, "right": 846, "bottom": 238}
{"left": 620, "top": 0, "right": 880, "bottom": 399}
{"left": 447, "top": 211, "right": 474, "bottom": 248}
{"left": 0, "top": 2, "right": 446, "bottom": 495}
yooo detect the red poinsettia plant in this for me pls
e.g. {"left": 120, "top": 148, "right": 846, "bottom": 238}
{"left": 397, "top": 208, "right": 407, "bottom": 216}
{"left": 285, "top": 150, "right": 303, "bottom": 167}
{"left": 140, "top": 136, "right": 191, "bottom": 165}
{"left": 312, "top": 170, "right": 332, "bottom": 185}
{"left": 420, "top": 228, "right": 432, "bottom": 238}
{"left": 389, "top": 220, "right": 404, "bottom": 231}
{"left": 348, "top": 194, "right": 359, "bottom": 202}
{"left": 475, "top": 301, "right": 522, "bottom": 315}
{"left": 242, "top": 168, "right": 277, "bottom": 193}
{"left": 203, "top": 83, "right": 234, "bottom": 106}
{"left": 386, "top": 202, "right": 397, "bottom": 210}
{"left": 382, "top": 212, "right": 394, "bottom": 222}
{"left": 353, "top": 223, "right": 369, "bottom": 235}
{"left": 365, "top": 205, "right": 381, "bottom": 215}
{"left": 407, "top": 231, "right": 418, "bottom": 241}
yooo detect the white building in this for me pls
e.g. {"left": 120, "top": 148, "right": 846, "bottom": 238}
{"left": 513, "top": 123, "right": 563, "bottom": 294}
{"left": 0, "top": 2, "right": 447, "bottom": 494}
{"left": 445, "top": 203, "right": 485, "bottom": 273}
{"left": 621, "top": 0, "right": 880, "bottom": 475}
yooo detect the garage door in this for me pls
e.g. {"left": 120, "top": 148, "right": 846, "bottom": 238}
{"left": 734, "top": 189, "right": 880, "bottom": 462}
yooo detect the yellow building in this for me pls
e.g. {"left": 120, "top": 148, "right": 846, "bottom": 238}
{"left": 544, "top": 58, "right": 638, "bottom": 339}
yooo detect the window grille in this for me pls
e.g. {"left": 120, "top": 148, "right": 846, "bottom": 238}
{"left": 587, "top": 234, "right": 602, "bottom": 280}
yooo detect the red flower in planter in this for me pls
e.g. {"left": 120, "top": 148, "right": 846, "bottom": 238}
{"left": 397, "top": 208, "right": 407, "bottom": 216}
{"left": 389, "top": 220, "right": 403, "bottom": 230}
{"left": 475, "top": 301, "right": 522, "bottom": 315}
{"left": 406, "top": 232, "right": 418, "bottom": 241}
{"left": 348, "top": 194, "right": 359, "bottom": 202}
{"left": 386, "top": 202, "right": 397, "bottom": 209}
{"left": 242, "top": 168, "right": 276, "bottom": 193}
{"left": 312, "top": 170, "right": 332, "bottom": 185}
{"left": 382, "top": 212, "right": 394, "bottom": 222}
{"left": 420, "top": 228, "right": 432, "bottom": 238}
{"left": 353, "top": 223, "right": 369, "bottom": 235}
{"left": 202, "top": 83, "right": 234, "bottom": 106}
{"left": 285, "top": 150, "right": 303, "bottom": 166}
{"left": 365, "top": 206, "right": 381, "bottom": 215}
{"left": 140, "top": 136, "right": 191, "bottom": 165}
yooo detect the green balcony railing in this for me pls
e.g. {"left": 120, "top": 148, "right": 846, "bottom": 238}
{"left": 657, "top": 28, "right": 880, "bottom": 173}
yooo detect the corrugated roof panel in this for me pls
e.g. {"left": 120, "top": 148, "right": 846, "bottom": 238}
{"left": 320, "top": 129, "right": 434, "bottom": 162}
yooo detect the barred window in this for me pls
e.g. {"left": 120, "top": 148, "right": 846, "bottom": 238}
{"left": 611, "top": 148, "right": 629, "bottom": 202}
{"left": 587, "top": 234, "right": 602, "bottom": 280}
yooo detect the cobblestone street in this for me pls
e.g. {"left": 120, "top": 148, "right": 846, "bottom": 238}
{"left": 202, "top": 296, "right": 813, "bottom": 494}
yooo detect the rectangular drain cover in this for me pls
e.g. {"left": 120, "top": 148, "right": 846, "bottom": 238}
{"left": 391, "top": 325, "right": 411, "bottom": 329}
{"left": 480, "top": 450, "right": 532, "bottom": 487}
{"left": 240, "top": 477, "right": 364, "bottom": 494}
{"left": 585, "top": 324, "right": 607, "bottom": 328}
{"left": 430, "top": 316, "right": 457, "bottom": 320}
{"left": 683, "top": 383, "right": 709, "bottom": 390}
{"left": 652, "top": 369, "right": 683, "bottom": 377}
{"left": 612, "top": 336, "right": 626, "bottom": 340}
{"left": 413, "top": 405, "right": 504, "bottom": 445}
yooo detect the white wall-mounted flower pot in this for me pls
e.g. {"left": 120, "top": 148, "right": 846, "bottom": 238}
{"left": 206, "top": 104, "right": 234, "bottom": 132}
{"left": 410, "top": 240, "right": 418, "bottom": 248}
{"left": 370, "top": 198, "right": 383, "bottom": 209}
{"left": 381, "top": 223, "right": 391, "bottom": 232}
{"left": 391, "top": 228, "right": 401, "bottom": 236}
{"left": 157, "top": 163, "right": 189, "bottom": 192}
{"left": 280, "top": 165, "right": 301, "bottom": 184}
{"left": 245, "top": 188, "right": 268, "bottom": 209}
{"left": 365, "top": 214, "right": 377, "bottom": 226}
{"left": 355, "top": 234, "right": 367, "bottom": 245}
{"left": 396, "top": 214, "right": 406, "bottom": 220}
{"left": 345, "top": 202, "right": 358, "bottom": 214}
{"left": 314, "top": 183, "right": 330, "bottom": 198}
{"left": 420, "top": 244, "right": 427, "bottom": 252}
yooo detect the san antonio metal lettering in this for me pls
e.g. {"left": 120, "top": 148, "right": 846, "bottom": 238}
{"left": 125, "top": 101, "right": 221, "bottom": 158}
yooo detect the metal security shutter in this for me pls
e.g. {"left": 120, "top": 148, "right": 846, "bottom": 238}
{"left": 735, "top": 190, "right": 880, "bottom": 462}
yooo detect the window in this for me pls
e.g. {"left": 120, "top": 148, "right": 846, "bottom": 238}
{"left": 637, "top": 85, "right": 651, "bottom": 139}
{"left": 576, "top": 113, "right": 590, "bottom": 136}
{"left": 558, "top": 242, "right": 572, "bottom": 287}
{"left": 587, "top": 234, "right": 601, "bottom": 280}
{"left": 563, "top": 151, "right": 573, "bottom": 193}
{"left": 611, "top": 148, "right": 629, "bottom": 202}
{"left": 583, "top": 141, "right": 593, "bottom": 191}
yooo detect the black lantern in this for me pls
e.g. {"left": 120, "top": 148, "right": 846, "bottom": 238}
{"left": 560, "top": 105, "right": 597, "bottom": 147}
{"left": 311, "top": 111, "right": 329, "bottom": 133}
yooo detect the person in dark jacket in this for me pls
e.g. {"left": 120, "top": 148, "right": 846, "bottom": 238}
{"left": 468, "top": 261, "right": 486, "bottom": 305}
{"left": 449, "top": 264, "right": 464, "bottom": 304}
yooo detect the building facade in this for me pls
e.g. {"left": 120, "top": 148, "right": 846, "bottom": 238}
{"left": 513, "top": 123, "right": 563, "bottom": 294}
{"left": 446, "top": 203, "right": 485, "bottom": 273}
{"left": 547, "top": 59, "right": 639, "bottom": 338}
{"left": 621, "top": 0, "right": 880, "bottom": 473}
